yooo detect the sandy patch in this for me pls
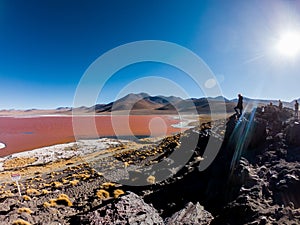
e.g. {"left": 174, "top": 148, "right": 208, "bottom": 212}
{"left": 3, "top": 157, "right": 37, "bottom": 169}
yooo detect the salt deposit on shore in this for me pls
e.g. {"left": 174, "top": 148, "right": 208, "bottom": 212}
{"left": 171, "top": 120, "right": 195, "bottom": 129}
{"left": 0, "top": 143, "right": 5, "bottom": 150}
{"left": 0, "top": 138, "right": 123, "bottom": 172}
{"left": 171, "top": 116, "right": 197, "bottom": 129}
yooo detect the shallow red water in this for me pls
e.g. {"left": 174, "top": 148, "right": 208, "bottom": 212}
{"left": 0, "top": 115, "right": 181, "bottom": 157}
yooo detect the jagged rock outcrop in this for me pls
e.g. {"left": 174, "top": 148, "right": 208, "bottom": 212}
{"left": 286, "top": 122, "right": 300, "bottom": 146}
{"left": 1, "top": 106, "right": 299, "bottom": 225}
{"left": 210, "top": 107, "right": 300, "bottom": 224}
{"left": 79, "top": 192, "right": 164, "bottom": 225}
{"left": 136, "top": 106, "right": 299, "bottom": 224}
{"left": 165, "top": 202, "right": 213, "bottom": 225}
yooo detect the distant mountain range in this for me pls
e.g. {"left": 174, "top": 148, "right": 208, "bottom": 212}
{"left": 0, "top": 93, "right": 299, "bottom": 116}
{"left": 71, "top": 93, "right": 298, "bottom": 115}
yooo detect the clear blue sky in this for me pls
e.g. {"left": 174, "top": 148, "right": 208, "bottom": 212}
{"left": 0, "top": 0, "right": 300, "bottom": 109}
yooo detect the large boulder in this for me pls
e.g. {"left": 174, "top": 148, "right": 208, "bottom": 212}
{"left": 165, "top": 202, "right": 214, "bottom": 225}
{"left": 286, "top": 122, "right": 300, "bottom": 146}
{"left": 248, "top": 118, "right": 267, "bottom": 149}
{"left": 82, "top": 192, "right": 164, "bottom": 225}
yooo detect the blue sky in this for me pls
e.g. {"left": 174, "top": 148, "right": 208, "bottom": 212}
{"left": 0, "top": 0, "right": 300, "bottom": 109}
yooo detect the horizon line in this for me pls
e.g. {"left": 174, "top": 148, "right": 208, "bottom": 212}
{"left": 0, "top": 93, "right": 299, "bottom": 111}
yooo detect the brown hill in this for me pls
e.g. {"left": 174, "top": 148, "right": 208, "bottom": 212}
{"left": 1, "top": 93, "right": 298, "bottom": 116}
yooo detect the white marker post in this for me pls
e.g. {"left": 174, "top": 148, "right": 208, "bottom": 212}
{"left": 11, "top": 173, "right": 21, "bottom": 197}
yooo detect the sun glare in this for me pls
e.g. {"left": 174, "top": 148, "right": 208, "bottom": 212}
{"left": 276, "top": 31, "right": 300, "bottom": 58}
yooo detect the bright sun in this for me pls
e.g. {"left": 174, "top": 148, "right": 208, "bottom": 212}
{"left": 276, "top": 31, "right": 300, "bottom": 58}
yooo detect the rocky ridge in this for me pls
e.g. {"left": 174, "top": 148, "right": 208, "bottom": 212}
{"left": 79, "top": 105, "right": 300, "bottom": 224}
{"left": 0, "top": 105, "right": 299, "bottom": 224}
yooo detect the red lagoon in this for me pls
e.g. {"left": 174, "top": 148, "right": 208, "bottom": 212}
{"left": 0, "top": 115, "right": 182, "bottom": 157}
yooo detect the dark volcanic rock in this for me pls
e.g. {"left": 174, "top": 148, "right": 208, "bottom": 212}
{"left": 165, "top": 202, "right": 213, "bottom": 225}
{"left": 2, "top": 106, "right": 300, "bottom": 225}
{"left": 80, "top": 192, "right": 164, "bottom": 225}
{"left": 210, "top": 107, "right": 300, "bottom": 225}
{"left": 134, "top": 107, "right": 298, "bottom": 225}
{"left": 286, "top": 122, "right": 300, "bottom": 146}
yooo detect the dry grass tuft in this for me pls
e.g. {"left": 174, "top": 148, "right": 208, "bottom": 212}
{"left": 0, "top": 190, "right": 14, "bottom": 198}
{"left": 33, "top": 177, "right": 42, "bottom": 182}
{"left": 56, "top": 194, "right": 73, "bottom": 206}
{"left": 100, "top": 182, "right": 115, "bottom": 189}
{"left": 58, "top": 194, "right": 69, "bottom": 199}
{"left": 70, "top": 179, "right": 79, "bottom": 186}
{"left": 12, "top": 219, "right": 32, "bottom": 225}
{"left": 43, "top": 194, "right": 72, "bottom": 207}
{"left": 62, "top": 178, "right": 69, "bottom": 184}
{"left": 96, "top": 189, "right": 110, "bottom": 200}
{"left": 26, "top": 188, "right": 40, "bottom": 196}
{"left": 147, "top": 175, "right": 156, "bottom": 184}
{"left": 97, "top": 172, "right": 103, "bottom": 176}
{"left": 113, "top": 189, "right": 125, "bottom": 198}
{"left": 43, "top": 201, "right": 55, "bottom": 208}
{"left": 51, "top": 181, "right": 63, "bottom": 188}
{"left": 22, "top": 195, "right": 31, "bottom": 201}
{"left": 72, "top": 173, "right": 90, "bottom": 180}
{"left": 41, "top": 189, "right": 50, "bottom": 195}
{"left": 17, "top": 207, "right": 33, "bottom": 214}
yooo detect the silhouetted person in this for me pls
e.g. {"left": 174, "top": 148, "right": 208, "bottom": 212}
{"left": 234, "top": 94, "right": 243, "bottom": 116}
{"left": 295, "top": 100, "right": 299, "bottom": 119}
{"left": 279, "top": 100, "right": 283, "bottom": 110}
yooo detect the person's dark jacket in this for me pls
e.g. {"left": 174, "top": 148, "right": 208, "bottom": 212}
{"left": 237, "top": 96, "right": 243, "bottom": 109}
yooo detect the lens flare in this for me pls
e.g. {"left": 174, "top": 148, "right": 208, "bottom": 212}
{"left": 276, "top": 31, "right": 300, "bottom": 58}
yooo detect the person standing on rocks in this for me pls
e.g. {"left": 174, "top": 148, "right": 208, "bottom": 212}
{"left": 295, "top": 100, "right": 299, "bottom": 119}
{"left": 234, "top": 94, "right": 243, "bottom": 116}
{"left": 279, "top": 100, "right": 283, "bottom": 110}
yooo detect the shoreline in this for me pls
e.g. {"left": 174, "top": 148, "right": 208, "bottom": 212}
{"left": 0, "top": 134, "right": 165, "bottom": 184}
{"left": 0, "top": 115, "right": 182, "bottom": 157}
{"left": 0, "top": 138, "right": 122, "bottom": 172}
